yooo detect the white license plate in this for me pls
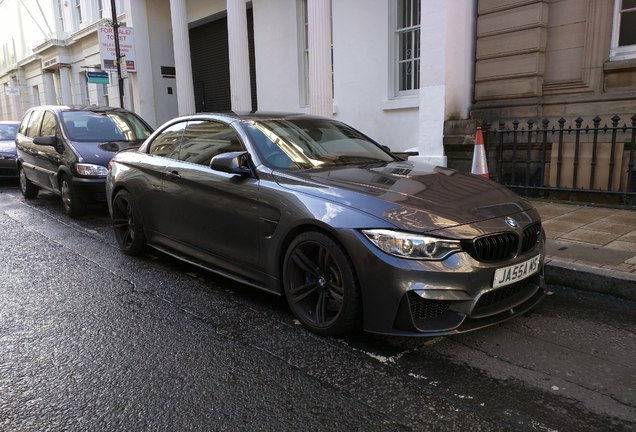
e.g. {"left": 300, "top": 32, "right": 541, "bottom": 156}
{"left": 493, "top": 255, "right": 541, "bottom": 288}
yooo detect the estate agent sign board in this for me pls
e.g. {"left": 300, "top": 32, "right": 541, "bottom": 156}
{"left": 98, "top": 25, "right": 136, "bottom": 72}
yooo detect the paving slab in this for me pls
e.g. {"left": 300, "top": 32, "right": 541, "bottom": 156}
{"left": 533, "top": 200, "right": 636, "bottom": 301}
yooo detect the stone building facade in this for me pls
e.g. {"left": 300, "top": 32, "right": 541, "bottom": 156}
{"left": 471, "top": 0, "right": 636, "bottom": 122}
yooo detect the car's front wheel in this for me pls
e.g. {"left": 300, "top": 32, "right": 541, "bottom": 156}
{"left": 60, "top": 174, "right": 86, "bottom": 217}
{"left": 112, "top": 190, "right": 146, "bottom": 256}
{"left": 283, "top": 231, "right": 361, "bottom": 336}
{"left": 19, "top": 165, "right": 38, "bottom": 199}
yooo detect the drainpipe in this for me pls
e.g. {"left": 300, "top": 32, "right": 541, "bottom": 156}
{"left": 110, "top": 0, "right": 124, "bottom": 108}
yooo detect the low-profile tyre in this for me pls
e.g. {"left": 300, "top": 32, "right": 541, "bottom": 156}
{"left": 283, "top": 231, "right": 361, "bottom": 336}
{"left": 60, "top": 174, "right": 86, "bottom": 217}
{"left": 112, "top": 190, "right": 146, "bottom": 256}
{"left": 18, "top": 165, "right": 38, "bottom": 199}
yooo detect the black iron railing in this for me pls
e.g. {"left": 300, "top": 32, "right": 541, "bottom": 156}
{"left": 483, "top": 115, "right": 636, "bottom": 208}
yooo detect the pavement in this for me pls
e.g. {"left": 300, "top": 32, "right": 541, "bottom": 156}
{"left": 533, "top": 200, "right": 636, "bottom": 301}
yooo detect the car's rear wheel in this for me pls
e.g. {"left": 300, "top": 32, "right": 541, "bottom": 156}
{"left": 283, "top": 231, "right": 361, "bottom": 336}
{"left": 60, "top": 175, "right": 86, "bottom": 217}
{"left": 112, "top": 190, "right": 146, "bottom": 256}
{"left": 18, "top": 165, "right": 38, "bottom": 199}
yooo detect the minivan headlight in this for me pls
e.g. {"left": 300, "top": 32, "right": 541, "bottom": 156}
{"left": 75, "top": 163, "right": 109, "bottom": 177}
{"left": 362, "top": 229, "right": 462, "bottom": 260}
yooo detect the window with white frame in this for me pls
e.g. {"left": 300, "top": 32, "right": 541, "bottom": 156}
{"left": 394, "top": 0, "right": 420, "bottom": 95}
{"left": 300, "top": 0, "right": 309, "bottom": 106}
{"left": 56, "top": 0, "right": 65, "bottom": 32}
{"left": 98, "top": 0, "right": 104, "bottom": 19}
{"left": 298, "top": 0, "right": 333, "bottom": 108}
{"left": 74, "top": 0, "right": 82, "bottom": 25}
{"left": 100, "top": 83, "right": 109, "bottom": 106}
{"left": 611, "top": 0, "right": 636, "bottom": 60}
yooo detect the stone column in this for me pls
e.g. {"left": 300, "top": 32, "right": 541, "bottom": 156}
{"left": 169, "top": 0, "right": 195, "bottom": 115}
{"left": 58, "top": 66, "right": 73, "bottom": 105}
{"left": 42, "top": 71, "right": 57, "bottom": 105}
{"left": 307, "top": 0, "right": 332, "bottom": 117}
{"left": 227, "top": 0, "right": 252, "bottom": 114}
{"left": 127, "top": 0, "right": 157, "bottom": 126}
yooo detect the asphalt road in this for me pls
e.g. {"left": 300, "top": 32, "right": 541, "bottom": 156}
{"left": 0, "top": 180, "right": 634, "bottom": 432}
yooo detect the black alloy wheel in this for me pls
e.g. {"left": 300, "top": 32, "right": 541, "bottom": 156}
{"left": 18, "top": 165, "right": 38, "bottom": 199}
{"left": 283, "top": 231, "right": 361, "bottom": 336}
{"left": 112, "top": 190, "right": 146, "bottom": 256}
{"left": 60, "top": 174, "right": 86, "bottom": 217}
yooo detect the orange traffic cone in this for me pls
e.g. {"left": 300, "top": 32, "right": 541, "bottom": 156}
{"left": 471, "top": 127, "right": 489, "bottom": 179}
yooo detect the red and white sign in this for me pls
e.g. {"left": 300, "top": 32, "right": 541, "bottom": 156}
{"left": 98, "top": 25, "right": 136, "bottom": 72}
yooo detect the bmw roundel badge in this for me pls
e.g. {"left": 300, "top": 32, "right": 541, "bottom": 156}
{"left": 505, "top": 217, "right": 519, "bottom": 228}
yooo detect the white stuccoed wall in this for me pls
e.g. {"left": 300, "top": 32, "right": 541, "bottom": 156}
{"left": 0, "top": 0, "right": 475, "bottom": 144}
{"left": 412, "top": 0, "right": 475, "bottom": 165}
{"left": 252, "top": 0, "right": 305, "bottom": 113}
{"left": 251, "top": 0, "right": 475, "bottom": 155}
{"left": 331, "top": 0, "right": 421, "bottom": 152}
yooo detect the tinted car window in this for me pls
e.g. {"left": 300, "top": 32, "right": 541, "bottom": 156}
{"left": 61, "top": 111, "right": 152, "bottom": 142}
{"left": 148, "top": 121, "right": 186, "bottom": 159}
{"left": 18, "top": 112, "right": 31, "bottom": 136}
{"left": 26, "top": 110, "right": 44, "bottom": 138}
{"left": 178, "top": 120, "right": 243, "bottom": 166}
{"left": 40, "top": 111, "right": 59, "bottom": 136}
{"left": 0, "top": 123, "right": 18, "bottom": 140}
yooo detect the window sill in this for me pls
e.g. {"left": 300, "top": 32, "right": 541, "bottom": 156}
{"left": 381, "top": 97, "right": 419, "bottom": 111}
{"left": 605, "top": 57, "right": 636, "bottom": 72}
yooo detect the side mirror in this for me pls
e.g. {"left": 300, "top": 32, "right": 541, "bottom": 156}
{"left": 210, "top": 151, "right": 252, "bottom": 176}
{"left": 33, "top": 135, "right": 58, "bottom": 147}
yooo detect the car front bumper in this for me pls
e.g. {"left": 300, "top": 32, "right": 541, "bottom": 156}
{"left": 0, "top": 155, "right": 17, "bottom": 177}
{"left": 337, "top": 229, "right": 546, "bottom": 336}
{"left": 71, "top": 175, "right": 107, "bottom": 203}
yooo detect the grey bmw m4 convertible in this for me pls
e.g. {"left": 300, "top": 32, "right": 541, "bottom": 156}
{"left": 106, "top": 113, "right": 545, "bottom": 337}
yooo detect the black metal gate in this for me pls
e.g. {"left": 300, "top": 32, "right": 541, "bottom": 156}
{"left": 484, "top": 115, "right": 636, "bottom": 208}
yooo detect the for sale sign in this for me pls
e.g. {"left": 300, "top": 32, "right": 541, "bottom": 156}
{"left": 98, "top": 25, "right": 136, "bottom": 72}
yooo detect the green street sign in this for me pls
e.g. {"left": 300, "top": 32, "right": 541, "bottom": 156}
{"left": 87, "top": 71, "right": 110, "bottom": 84}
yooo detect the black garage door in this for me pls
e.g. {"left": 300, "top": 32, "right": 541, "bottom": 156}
{"left": 189, "top": 9, "right": 257, "bottom": 113}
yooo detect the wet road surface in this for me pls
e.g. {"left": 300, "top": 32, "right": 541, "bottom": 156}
{"left": 0, "top": 181, "right": 634, "bottom": 431}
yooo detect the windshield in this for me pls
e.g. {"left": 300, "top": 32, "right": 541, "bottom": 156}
{"left": 61, "top": 111, "right": 152, "bottom": 142}
{"left": 0, "top": 123, "right": 18, "bottom": 141}
{"left": 243, "top": 118, "right": 396, "bottom": 170}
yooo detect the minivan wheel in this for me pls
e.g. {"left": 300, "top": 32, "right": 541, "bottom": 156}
{"left": 19, "top": 165, "right": 39, "bottom": 199}
{"left": 283, "top": 231, "right": 361, "bottom": 336}
{"left": 112, "top": 190, "right": 146, "bottom": 256}
{"left": 60, "top": 175, "right": 86, "bottom": 217}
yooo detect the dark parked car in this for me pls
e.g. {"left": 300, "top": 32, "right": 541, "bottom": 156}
{"left": 15, "top": 105, "right": 153, "bottom": 216}
{"left": 0, "top": 121, "right": 20, "bottom": 178}
{"left": 106, "top": 113, "right": 546, "bottom": 337}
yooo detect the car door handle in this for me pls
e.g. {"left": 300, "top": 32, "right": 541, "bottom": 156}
{"left": 166, "top": 170, "right": 181, "bottom": 180}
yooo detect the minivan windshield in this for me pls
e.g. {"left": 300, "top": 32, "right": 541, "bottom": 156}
{"left": 243, "top": 118, "right": 395, "bottom": 170}
{"left": 0, "top": 123, "right": 18, "bottom": 141}
{"left": 62, "top": 111, "right": 152, "bottom": 142}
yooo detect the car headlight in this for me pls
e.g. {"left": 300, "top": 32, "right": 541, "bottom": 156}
{"left": 362, "top": 229, "right": 462, "bottom": 260}
{"left": 75, "top": 163, "right": 109, "bottom": 177}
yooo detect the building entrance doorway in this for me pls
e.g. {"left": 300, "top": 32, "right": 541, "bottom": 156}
{"left": 189, "top": 9, "right": 257, "bottom": 112}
